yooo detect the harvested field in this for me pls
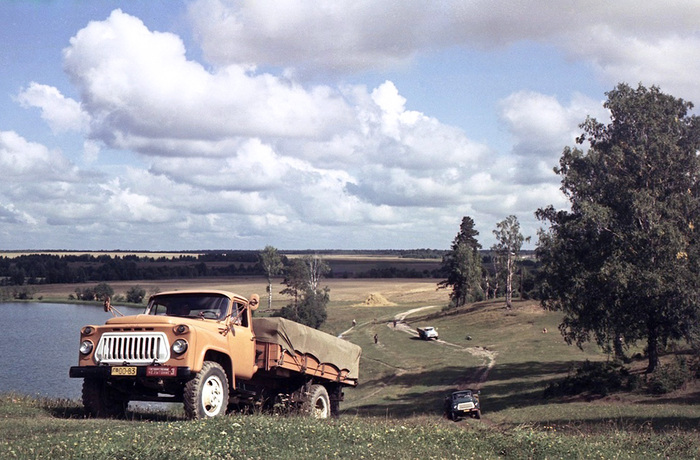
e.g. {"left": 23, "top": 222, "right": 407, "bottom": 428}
{"left": 29, "top": 277, "right": 450, "bottom": 307}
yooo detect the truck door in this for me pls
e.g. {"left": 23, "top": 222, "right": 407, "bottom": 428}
{"left": 227, "top": 301, "right": 256, "bottom": 381}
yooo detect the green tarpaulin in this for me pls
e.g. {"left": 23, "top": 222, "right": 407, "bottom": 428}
{"left": 253, "top": 317, "right": 361, "bottom": 380}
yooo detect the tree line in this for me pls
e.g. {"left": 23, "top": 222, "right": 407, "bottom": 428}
{"left": 0, "top": 250, "right": 449, "bottom": 286}
{"left": 0, "top": 252, "right": 264, "bottom": 285}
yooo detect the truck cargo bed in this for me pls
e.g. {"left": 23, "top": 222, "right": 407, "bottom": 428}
{"left": 252, "top": 317, "right": 361, "bottom": 386}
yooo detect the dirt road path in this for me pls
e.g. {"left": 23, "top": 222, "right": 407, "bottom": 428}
{"left": 343, "top": 305, "right": 497, "bottom": 412}
{"left": 388, "top": 305, "right": 497, "bottom": 389}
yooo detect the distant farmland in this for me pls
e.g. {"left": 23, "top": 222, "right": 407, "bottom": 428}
{"left": 0, "top": 250, "right": 445, "bottom": 288}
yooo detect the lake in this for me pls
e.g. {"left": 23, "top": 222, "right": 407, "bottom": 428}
{"left": 0, "top": 302, "right": 144, "bottom": 400}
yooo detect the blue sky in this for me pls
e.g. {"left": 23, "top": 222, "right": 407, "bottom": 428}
{"left": 1, "top": 1, "right": 699, "bottom": 251}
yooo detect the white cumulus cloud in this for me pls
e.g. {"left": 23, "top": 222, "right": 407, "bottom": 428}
{"left": 187, "top": 0, "right": 700, "bottom": 104}
{"left": 16, "top": 82, "right": 89, "bottom": 133}
{"left": 63, "top": 9, "right": 353, "bottom": 154}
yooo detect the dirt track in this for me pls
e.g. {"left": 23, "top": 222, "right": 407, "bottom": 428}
{"left": 347, "top": 305, "right": 497, "bottom": 416}
{"left": 388, "top": 305, "right": 497, "bottom": 390}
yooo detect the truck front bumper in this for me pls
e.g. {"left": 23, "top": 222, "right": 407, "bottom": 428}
{"left": 69, "top": 366, "right": 193, "bottom": 379}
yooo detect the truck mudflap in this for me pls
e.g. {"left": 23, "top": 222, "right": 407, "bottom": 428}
{"left": 69, "top": 365, "right": 193, "bottom": 379}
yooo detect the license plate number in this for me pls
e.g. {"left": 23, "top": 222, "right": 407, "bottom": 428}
{"left": 111, "top": 366, "right": 137, "bottom": 376}
{"left": 146, "top": 366, "right": 177, "bottom": 377}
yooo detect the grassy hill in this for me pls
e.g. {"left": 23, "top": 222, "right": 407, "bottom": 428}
{"left": 337, "top": 298, "right": 698, "bottom": 431}
{"left": 1, "top": 280, "right": 698, "bottom": 458}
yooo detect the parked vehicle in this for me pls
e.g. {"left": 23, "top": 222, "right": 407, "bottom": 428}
{"left": 444, "top": 389, "right": 481, "bottom": 420}
{"left": 417, "top": 326, "right": 439, "bottom": 340}
{"left": 69, "top": 290, "right": 361, "bottom": 419}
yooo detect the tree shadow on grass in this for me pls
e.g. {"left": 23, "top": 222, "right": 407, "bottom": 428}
{"left": 349, "top": 360, "right": 577, "bottom": 418}
{"left": 349, "top": 359, "right": 700, "bottom": 432}
{"left": 636, "top": 388, "right": 700, "bottom": 406}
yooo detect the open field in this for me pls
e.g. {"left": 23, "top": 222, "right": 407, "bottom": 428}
{"left": 1, "top": 250, "right": 444, "bottom": 281}
{"left": 2, "top": 277, "right": 698, "bottom": 458}
{"left": 30, "top": 277, "right": 450, "bottom": 313}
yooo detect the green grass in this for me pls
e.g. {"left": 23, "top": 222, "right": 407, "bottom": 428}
{"left": 2, "top": 293, "right": 698, "bottom": 459}
{"left": 338, "top": 298, "right": 698, "bottom": 436}
{"left": 0, "top": 395, "right": 697, "bottom": 459}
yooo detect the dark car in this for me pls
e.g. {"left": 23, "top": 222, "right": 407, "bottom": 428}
{"left": 444, "top": 389, "right": 481, "bottom": 420}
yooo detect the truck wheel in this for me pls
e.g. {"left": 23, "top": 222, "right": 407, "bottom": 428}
{"left": 82, "top": 379, "right": 128, "bottom": 418}
{"left": 184, "top": 361, "right": 229, "bottom": 419}
{"left": 303, "top": 384, "right": 330, "bottom": 419}
{"left": 474, "top": 410, "right": 481, "bottom": 419}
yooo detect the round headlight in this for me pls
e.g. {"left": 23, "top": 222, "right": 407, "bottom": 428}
{"left": 172, "top": 339, "right": 188, "bottom": 354}
{"left": 79, "top": 340, "right": 94, "bottom": 355}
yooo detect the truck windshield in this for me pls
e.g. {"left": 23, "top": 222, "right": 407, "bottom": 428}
{"left": 146, "top": 294, "right": 230, "bottom": 320}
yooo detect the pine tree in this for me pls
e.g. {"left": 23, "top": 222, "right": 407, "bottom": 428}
{"left": 439, "top": 217, "right": 483, "bottom": 308}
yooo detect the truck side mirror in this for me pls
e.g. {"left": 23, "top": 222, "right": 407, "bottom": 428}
{"left": 248, "top": 294, "right": 260, "bottom": 311}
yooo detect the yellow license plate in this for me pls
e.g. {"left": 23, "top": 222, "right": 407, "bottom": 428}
{"left": 111, "top": 366, "right": 137, "bottom": 376}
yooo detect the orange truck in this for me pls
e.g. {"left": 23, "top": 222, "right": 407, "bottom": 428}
{"left": 69, "top": 290, "right": 361, "bottom": 419}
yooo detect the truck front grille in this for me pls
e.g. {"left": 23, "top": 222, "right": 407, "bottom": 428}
{"left": 457, "top": 402, "right": 475, "bottom": 411}
{"left": 95, "top": 332, "right": 170, "bottom": 365}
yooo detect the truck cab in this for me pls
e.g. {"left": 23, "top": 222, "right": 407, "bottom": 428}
{"left": 70, "top": 290, "right": 259, "bottom": 419}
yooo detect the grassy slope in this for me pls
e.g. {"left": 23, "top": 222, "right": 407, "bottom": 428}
{"left": 2, "top": 278, "right": 699, "bottom": 458}
{"left": 340, "top": 296, "right": 698, "bottom": 432}
{"left": 1, "top": 395, "right": 697, "bottom": 459}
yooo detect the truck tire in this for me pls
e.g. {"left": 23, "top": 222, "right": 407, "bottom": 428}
{"left": 184, "top": 361, "right": 229, "bottom": 419}
{"left": 82, "top": 378, "right": 128, "bottom": 418}
{"left": 303, "top": 384, "right": 330, "bottom": 419}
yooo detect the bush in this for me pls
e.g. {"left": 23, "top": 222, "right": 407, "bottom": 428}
{"left": 11, "top": 286, "right": 36, "bottom": 300}
{"left": 544, "top": 360, "right": 629, "bottom": 398}
{"left": 75, "top": 283, "right": 114, "bottom": 301}
{"left": 277, "top": 288, "right": 329, "bottom": 329}
{"left": 647, "top": 357, "right": 692, "bottom": 394}
{"left": 126, "top": 285, "right": 146, "bottom": 304}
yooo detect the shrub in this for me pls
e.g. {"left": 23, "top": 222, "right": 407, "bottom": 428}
{"left": 75, "top": 283, "right": 114, "bottom": 301}
{"left": 544, "top": 360, "right": 629, "bottom": 398}
{"left": 277, "top": 288, "right": 329, "bottom": 329}
{"left": 126, "top": 285, "right": 146, "bottom": 304}
{"left": 647, "top": 357, "right": 692, "bottom": 394}
{"left": 11, "top": 286, "right": 36, "bottom": 300}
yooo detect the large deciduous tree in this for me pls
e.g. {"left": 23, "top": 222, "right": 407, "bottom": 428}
{"left": 439, "top": 216, "right": 483, "bottom": 308}
{"left": 491, "top": 215, "right": 529, "bottom": 310}
{"left": 537, "top": 83, "right": 700, "bottom": 372}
